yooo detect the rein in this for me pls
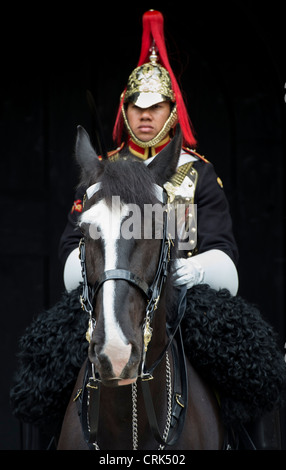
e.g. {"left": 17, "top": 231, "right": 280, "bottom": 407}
{"left": 78, "top": 194, "right": 188, "bottom": 449}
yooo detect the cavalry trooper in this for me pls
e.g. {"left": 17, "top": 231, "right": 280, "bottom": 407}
{"left": 59, "top": 10, "right": 239, "bottom": 297}
{"left": 13, "top": 10, "right": 284, "bottom": 450}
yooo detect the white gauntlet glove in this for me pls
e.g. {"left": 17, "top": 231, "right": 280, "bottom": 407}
{"left": 172, "top": 257, "right": 204, "bottom": 289}
{"left": 172, "top": 249, "right": 239, "bottom": 296}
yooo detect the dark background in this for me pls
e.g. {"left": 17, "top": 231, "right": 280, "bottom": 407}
{"left": 1, "top": 1, "right": 285, "bottom": 450}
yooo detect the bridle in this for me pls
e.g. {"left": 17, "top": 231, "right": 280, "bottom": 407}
{"left": 78, "top": 185, "right": 188, "bottom": 449}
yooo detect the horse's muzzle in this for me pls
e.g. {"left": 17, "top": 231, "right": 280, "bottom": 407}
{"left": 89, "top": 342, "right": 141, "bottom": 387}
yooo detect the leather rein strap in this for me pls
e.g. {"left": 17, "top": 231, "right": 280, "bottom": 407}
{"left": 140, "top": 286, "right": 188, "bottom": 447}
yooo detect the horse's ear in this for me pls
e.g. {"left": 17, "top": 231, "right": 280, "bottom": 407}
{"left": 75, "top": 125, "right": 102, "bottom": 184}
{"left": 148, "top": 125, "right": 182, "bottom": 185}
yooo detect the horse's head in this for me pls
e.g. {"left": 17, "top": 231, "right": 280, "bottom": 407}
{"left": 75, "top": 126, "right": 182, "bottom": 387}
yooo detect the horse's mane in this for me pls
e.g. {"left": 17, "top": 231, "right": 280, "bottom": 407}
{"left": 98, "top": 158, "right": 159, "bottom": 210}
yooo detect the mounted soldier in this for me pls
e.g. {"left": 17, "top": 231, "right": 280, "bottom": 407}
{"left": 60, "top": 10, "right": 239, "bottom": 301}
{"left": 11, "top": 10, "right": 286, "bottom": 450}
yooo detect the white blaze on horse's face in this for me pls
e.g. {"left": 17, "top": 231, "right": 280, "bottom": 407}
{"left": 80, "top": 198, "right": 134, "bottom": 384}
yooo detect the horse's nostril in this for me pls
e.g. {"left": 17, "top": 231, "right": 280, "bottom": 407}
{"left": 96, "top": 352, "right": 114, "bottom": 376}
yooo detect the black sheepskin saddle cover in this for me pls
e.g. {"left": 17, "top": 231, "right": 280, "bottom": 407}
{"left": 10, "top": 284, "right": 286, "bottom": 430}
{"left": 10, "top": 287, "right": 89, "bottom": 430}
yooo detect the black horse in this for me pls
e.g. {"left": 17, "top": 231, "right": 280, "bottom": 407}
{"left": 57, "top": 126, "right": 224, "bottom": 450}
{"left": 10, "top": 127, "right": 286, "bottom": 450}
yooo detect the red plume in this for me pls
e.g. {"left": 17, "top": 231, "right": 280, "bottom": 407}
{"left": 113, "top": 10, "right": 197, "bottom": 148}
{"left": 113, "top": 90, "right": 126, "bottom": 146}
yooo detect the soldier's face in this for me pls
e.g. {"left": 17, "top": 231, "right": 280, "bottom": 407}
{"left": 126, "top": 101, "right": 171, "bottom": 142}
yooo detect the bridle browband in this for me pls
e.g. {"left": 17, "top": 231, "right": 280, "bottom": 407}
{"left": 78, "top": 185, "right": 188, "bottom": 449}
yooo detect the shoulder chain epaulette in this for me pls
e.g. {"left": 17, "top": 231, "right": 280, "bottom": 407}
{"left": 164, "top": 162, "right": 198, "bottom": 204}
{"left": 164, "top": 162, "right": 198, "bottom": 256}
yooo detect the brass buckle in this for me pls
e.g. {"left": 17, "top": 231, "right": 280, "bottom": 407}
{"left": 175, "top": 393, "right": 185, "bottom": 408}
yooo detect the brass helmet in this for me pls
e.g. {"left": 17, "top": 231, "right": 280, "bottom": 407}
{"left": 121, "top": 46, "right": 178, "bottom": 148}
{"left": 124, "top": 47, "right": 174, "bottom": 108}
{"left": 113, "top": 10, "right": 196, "bottom": 149}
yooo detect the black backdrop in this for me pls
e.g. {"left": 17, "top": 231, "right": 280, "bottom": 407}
{"left": 1, "top": 1, "right": 285, "bottom": 450}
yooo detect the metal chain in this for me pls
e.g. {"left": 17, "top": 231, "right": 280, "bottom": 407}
{"left": 131, "top": 382, "right": 139, "bottom": 450}
{"left": 131, "top": 351, "right": 172, "bottom": 451}
{"left": 92, "top": 351, "right": 172, "bottom": 451}
{"left": 158, "top": 351, "right": 172, "bottom": 450}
